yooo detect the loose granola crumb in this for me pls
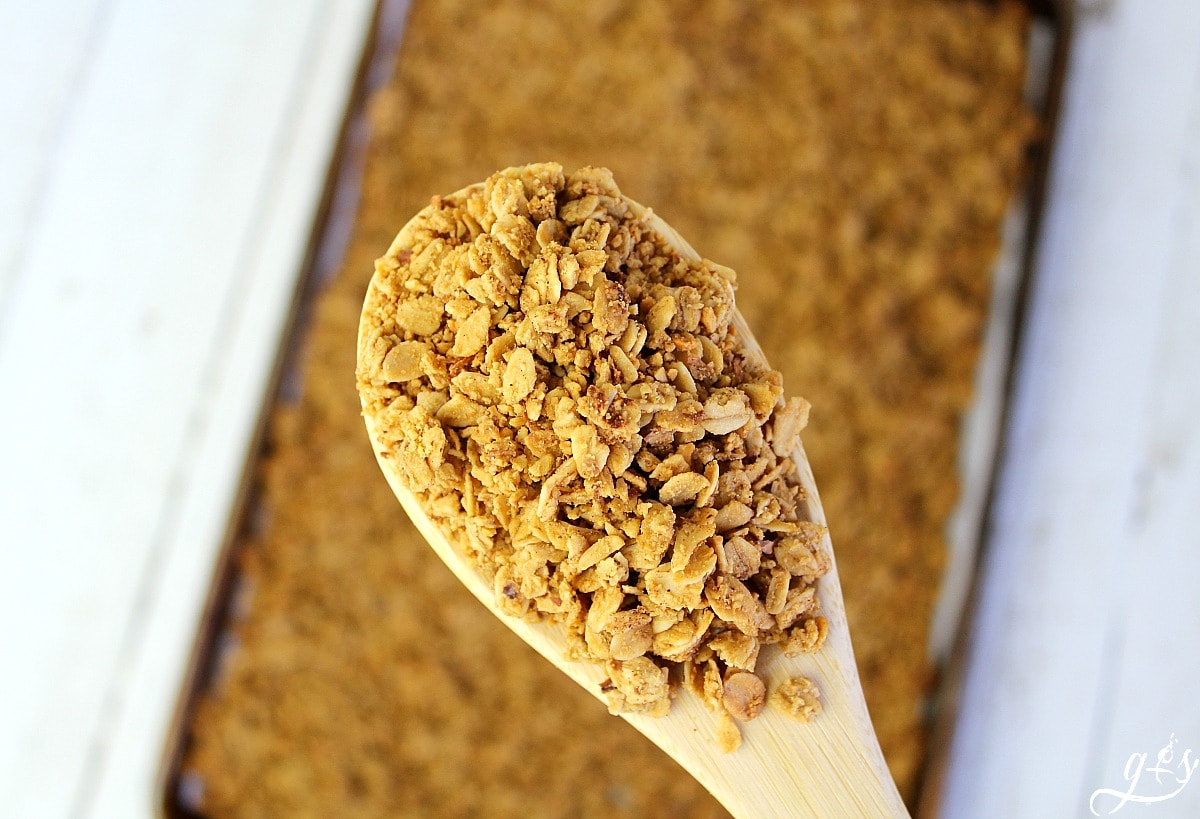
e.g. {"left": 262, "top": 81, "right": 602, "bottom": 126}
{"left": 358, "top": 163, "right": 831, "bottom": 732}
{"left": 770, "top": 676, "right": 823, "bottom": 723}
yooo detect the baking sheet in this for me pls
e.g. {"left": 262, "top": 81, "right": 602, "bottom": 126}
{"left": 159, "top": 1, "right": 1070, "bottom": 814}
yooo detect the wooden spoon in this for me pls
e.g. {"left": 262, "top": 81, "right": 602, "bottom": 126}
{"left": 358, "top": 189, "right": 908, "bottom": 818}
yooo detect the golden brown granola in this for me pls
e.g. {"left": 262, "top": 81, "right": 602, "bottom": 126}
{"left": 358, "top": 163, "right": 830, "bottom": 726}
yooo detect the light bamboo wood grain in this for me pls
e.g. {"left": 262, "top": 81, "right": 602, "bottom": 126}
{"left": 360, "top": 189, "right": 908, "bottom": 819}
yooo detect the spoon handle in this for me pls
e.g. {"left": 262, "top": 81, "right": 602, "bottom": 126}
{"left": 361, "top": 188, "right": 909, "bottom": 818}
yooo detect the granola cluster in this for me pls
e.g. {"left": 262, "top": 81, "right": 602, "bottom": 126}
{"left": 357, "top": 163, "right": 829, "bottom": 742}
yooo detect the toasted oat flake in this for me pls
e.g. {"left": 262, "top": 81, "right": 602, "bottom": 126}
{"left": 722, "top": 671, "right": 767, "bottom": 722}
{"left": 358, "top": 163, "right": 830, "bottom": 738}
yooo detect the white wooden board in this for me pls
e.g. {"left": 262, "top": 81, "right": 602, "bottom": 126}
{"left": 0, "top": 1, "right": 375, "bottom": 816}
{"left": 938, "top": 1, "right": 1200, "bottom": 816}
{"left": 0, "top": 0, "right": 107, "bottom": 318}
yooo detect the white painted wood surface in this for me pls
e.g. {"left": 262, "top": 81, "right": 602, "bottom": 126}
{"left": 3, "top": 0, "right": 1199, "bottom": 817}
{"left": 938, "top": 1, "right": 1200, "bottom": 817}
{"left": 0, "top": 2, "right": 375, "bottom": 817}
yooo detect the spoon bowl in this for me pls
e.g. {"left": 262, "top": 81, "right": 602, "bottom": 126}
{"left": 359, "top": 186, "right": 908, "bottom": 818}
